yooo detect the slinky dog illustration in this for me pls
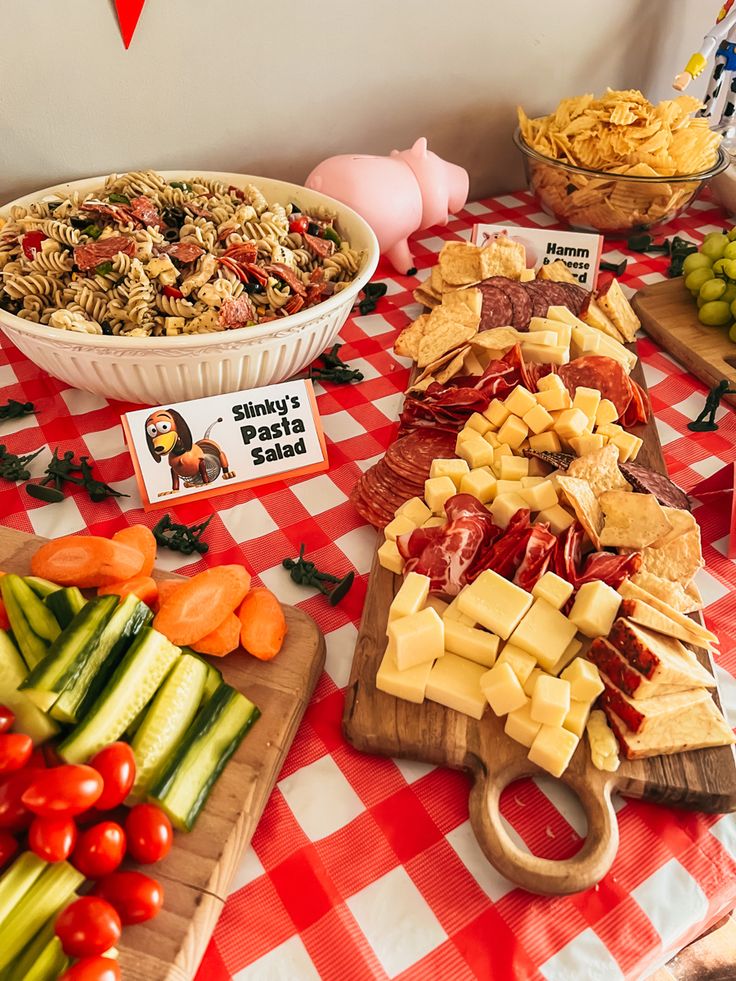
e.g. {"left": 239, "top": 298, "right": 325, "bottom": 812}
{"left": 145, "top": 409, "right": 235, "bottom": 496}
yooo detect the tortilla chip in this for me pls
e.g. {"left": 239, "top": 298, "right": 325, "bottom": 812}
{"left": 435, "top": 346, "right": 472, "bottom": 384}
{"left": 599, "top": 491, "right": 672, "bottom": 549}
{"left": 566, "top": 444, "right": 630, "bottom": 498}
{"left": 556, "top": 475, "right": 604, "bottom": 547}
{"left": 478, "top": 237, "right": 526, "bottom": 280}
{"left": 430, "top": 265, "right": 445, "bottom": 295}
{"left": 416, "top": 308, "right": 478, "bottom": 368}
{"left": 394, "top": 314, "right": 430, "bottom": 360}
{"left": 412, "top": 345, "right": 466, "bottom": 385}
{"left": 438, "top": 242, "right": 482, "bottom": 287}
{"left": 441, "top": 287, "right": 482, "bottom": 326}
{"left": 412, "top": 286, "right": 441, "bottom": 309}
{"left": 631, "top": 571, "right": 702, "bottom": 614}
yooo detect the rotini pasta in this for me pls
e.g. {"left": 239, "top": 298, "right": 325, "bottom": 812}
{"left": 0, "top": 170, "right": 365, "bottom": 336}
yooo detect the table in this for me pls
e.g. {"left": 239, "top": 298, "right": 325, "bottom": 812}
{"left": 1, "top": 190, "right": 735, "bottom": 981}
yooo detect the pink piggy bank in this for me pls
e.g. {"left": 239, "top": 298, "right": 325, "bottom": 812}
{"left": 305, "top": 137, "right": 469, "bottom": 274}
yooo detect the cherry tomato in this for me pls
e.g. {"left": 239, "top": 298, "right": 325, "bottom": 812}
{"left": 21, "top": 230, "right": 47, "bottom": 260}
{"left": 288, "top": 215, "right": 309, "bottom": 235}
{"left": 0, "top": 705, "right": 14, "bottom": 734}
{"left": 29, "top": 814, "right": 77, "bottom": 862}
{"left": 88, "top": 744, "right": 135, "bottom": 810}
{"left": 124, "top": 804, "right": 172, "bottom": 865}
{"left": 93, "top": 871, "right": 163, "bottom": 925}
{"left": 22, "top": 764, "right": 103, "bottom": 817}
{"left": 0, "top": 600, "right": 10, "bottom": 632}
{"left": 0, "top": 831, "right": 18, "bottom": 869}
{"left": 0, "top": 768, "right": 42, "bottom": 832}
{"left": 0, "top": 733, "right": 32, "bottom": 773}
{"left": 73, "top": 821, "right": 126, "bottom": 878}
{"left": 60, "top": 956, "right": 121, "bottom": 981}
{"left": 55, "top": 896, "right": 121, "bottom": 959}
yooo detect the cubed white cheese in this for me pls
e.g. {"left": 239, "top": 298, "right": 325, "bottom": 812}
{"left": 568, "top": 581, "right": 621, "bottom": 638}
{"left": 387, "top": 606, "right": 444, "bottom": 671}
{"left": 560, "top": 658, "right": 605, "bottom": 702}
{"left": 519, "top": 479, "right": 558, "bottom": 511}
{"left": 426, "top": 653, "right": 487, "bottom": 719}
{"left": 507, "top": 599, "right": 577, "bottom": 670}
{"left": 388, "top": 571, "right": 430, "bottom": 623}
{"left": 443, "top": 619, "right": 500, "bottom": 667}
{"left": 457, "top": 569, "right": 533, "bottom": 639}
{"left": 481, "top": 662, "right": 528, "bottom": 716}
{"left": 499, "top": 456, "right": 529, "bottom": 481}
{"left": 496, "top": 643, "right": 537, "bottom": 685}
{"left": 504, "top": 700, "right": 542, "bottom": 747}
{"left": 459, "top": 467, "right": 497, "bottom": 503}
{"left": 430, "top": 458, "right": 470, "bottom": 488}
{"left": 531, "top": 571, "right": 574, "bottom": 610}
{"left": 424, "top": 475, "right": 458, "bottom": 514}
{"left": 384, "top": 514, "right": 417, "bottom": 542}
{"left": 378, "top": 539, "right": 404, "bottom": 574}
{"left": 504, "top": 385, "right": 538, "bottom": 417}
{"left": 397, "top": 497, "right": 431, "bottom": 525}
{"left": 528, "top": 724, "right": 579, "bottom": 778}
{"left": 376, "top": 647, "right": 434, "bottom": 703}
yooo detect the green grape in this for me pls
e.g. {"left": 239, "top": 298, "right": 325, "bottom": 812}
{"left": 704, "top": 231, "right": 727, "bottom": 243}
{"left": 713, "top": 257, "right": 729, "bottom": 277}
{"left": 685, "top": 267, "right": 715, "bottom": 294}
{"left": 699, "top": 278, "right": 727, "bottom": 302}
{"left": 701, "top": 234, "right": 730, "bottom": 260}
{"left": 728, "top": 227, "right": 736, "bottom": 242}
{"left": 724, "top": 241, "right": 736, "bottom": 261}
{"left": 722, "top": 283, "right": 736, "bottom": 304}
{"left": 730, "top": 321, "right": 736, "bottom": 341}
{"left": 699, "top": 300, "right": 732, "bottom": 326}
{"left": 730, "top": 297, "right": 736, "bottom": 318}
{"left": 724, "top": 258, "right": 736, "bottom": 280}
{"left": 682, "top": 252, "right": 714, "bottom": 276}
{"left": 697, "top": 295, "right": 706, "bottom": 308}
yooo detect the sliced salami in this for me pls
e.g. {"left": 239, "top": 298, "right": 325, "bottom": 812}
{"left": 558, "top": 355, "right": 632, "bottom": 417}
{"left": 304, "top": 232, "right": 335, "bottom": 258}
{"left": 73, "top": 236, "right": 136, "bottom": 271}
{"left": 477, "top": 284, "right": 514, "bottom": 331}
{"left": 264, "top": 262, "right": 306, "bottom": 296}
{"left": 520, "top": 281, "right": 552, "bottom": 319}
{"left": 165, "top": 241, "right": 204, "bottom": 263}
{"left": 554, "top": 281, "right": 588, "bottom": 314}
{"left": 219, "top": 295, "right": 256, "bottom": 329}
{"left": 478, "top": 277, "right": 533, "bottom": 330}
{"left": 618, "top": 463, "right": 692, "bottom": 511}
{"left": 129, "top": 195, "right": 162, "bottom": 229}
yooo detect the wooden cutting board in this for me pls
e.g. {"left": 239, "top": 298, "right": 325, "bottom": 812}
{"left": 0, "top": 526, "right": 326, "bottom": 981}
{"left": 632, "top": 278, "right": 736, "bottom": 409}
{"left": 343, "top": 360, "right": 736, "bottom": 896}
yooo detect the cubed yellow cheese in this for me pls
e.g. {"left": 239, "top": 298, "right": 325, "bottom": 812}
{"left": 534, "top": 503, "right": 574, "bottom": 535}
{"left": 426, "top": 653, "right": 487, "bottom": 719}
{"left": 457, "top": 435, "right": 495, "bottom": 469}
{"left": 519, "top": 479, "right": 558, "bottom": 512}
{"left": 459, "top": 467, "right": 497, "bottom": 503}
{"left": 425, "top": 596, "right": 449, "bottom": 617}
{"left": 490, "top": 492, "right": 528, "bottom": 529}
{"left": 531, "top": 674, "right": 572, "bottom": 727}
{"left": 387, "top": 606, "right": 444, "bottom": 671}
{"left": 481, "top": 662, "right": 528, "bottom": 716}
{"left": 536, "top": 387, "right": 573, "bottom": 412}
{"left": 484, "top": 399, "right": 510, "bottom": 428}
{"left": 499, "top": 455, "right": 529, "bottom": 481}
{"left": 523, "top": 666, "right": 544, "bottom": 697}
{"left": 531, "top": 571, "right": 574, "bottom": 610}
{"left": 492, "top": 444, "right": 514, "bottom": 470}
{"left": 444, "top": 593, "right": 475, "bottom": 626}
{"left": 610, "top": 431, "right": 642, "bottom": 463}
{"left": 554, "top": 408, "right": 589, "bottom": 440}
{"left": 497, "top": 415, "right": 529, "bottom": 450}
{"left": 547, "top": 637, "right": 583, "bottom": 676}
{"left": 563, "top": 699, "right": 592, "bottom": 738}
{"left": 466, "top": 411, "right": 493, "bottom": 435}
{"left": 376, "top": 647, "right": 433, "bottom": 704}
{"left": 528, "top": 431, "right": 563, "bottom": 453}
{"left": 384, "top": 514, "right": 417, "bottom": 542}
{"left": 496, "top": 643, "right": 536, "bottom": 684}
{"left": 422, "top": 516, "right": 447, "bottom": 528}
{"left": 424, "top": 475, "right": 458, "bottom": 513}
{"left": 520, "top": 475, "right": 544, "bottom": 488}
{"left": 537, "top": 372, "right": 567, "bottom": 393}
{"left": 524, "top": 330, "right": 559, "bottom": 347}
{"left": 495, "top": 478, "right": 524, "bottom": 497}
{"left": 504, "top": 385, "right": 537, "bottom": 417}
{"left": 444, "top": 619, "right": 500, "bottom": 667}
{"left": 572, "top": 386, "right": 601, "bottom": 425}
{"left": 569, "top": 434, "right": 606, "bottom": 457}
{"left": 522, "top": 402, "right": 555, "bottom": 435}
{"left": 595, "top": 399, "right": 619, "bottom": 427}
{"left": 528, "top": 724, "right": 579, "bottom": 778}
{"left": 484, "top": 430, "right": 500, "bottom": 448}
{"left": 568, "top": 581, "right": 621, "bottom": 638}
{"left": 457, "top": 569, "right": 533, "bottom": 639}
{"left": 586, "top": 709, "right": 621, "bottom": 772}
{"left": 507, "top": 599, "right": 577, "bottom": 670}
{"left": 505, "top": 700, "right": 542, "bottom": 747}
{"left": 378, "top": 539, "right": 404, "bottom": 574}
{"left": 527, "top": 458, "right": 550, "bottom": 477}
{"left": 430, "top": 458, "right": 471, "bottom": 488}
{"left": 397, "top": 496, "right": 431, "bottom": 525}
{"left": 596, "top": 422, "right": 624, "bottom": 440}
{"left": 529, "top": 316, "right": 573, "bottom": 346}
{"left": 571, "top": 328, "right": 601, "bottom": 356}
{"left": 388, "top": 571, "right": 430, "bottom": 622}
{"left": 523, "top": 343, "right": 570, "bottom": 366}
{"left": 561, "top": 658, "right": 605, "bottom": 702}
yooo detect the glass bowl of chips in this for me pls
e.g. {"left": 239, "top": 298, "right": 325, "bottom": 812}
{"left": 515, "top": 131, "right": 728, "bottom": 236}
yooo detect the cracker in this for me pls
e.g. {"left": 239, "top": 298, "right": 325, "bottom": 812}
{"left": 536, "top": 260, "right": 578, "bottom": 284}
{"left": 478, "top": 236, "right": 526, "bottom": 280}
{"left": 596, "top": 279, "right": 640, "bottom": 343}
{"left": 598, "top": 490, "right": 672, "bottom": 549}
{"left": 441, "top": 287, "right": 482, "bottom": 326}
{"left": 556, "top": 475, "right": 604, "bottom": 547}
{"left": 639, "top": 509, "right": 703, "bottom": 586}
{"left": 435, "top": 346, "right": 472, "bottom": 384}
{"left": 394, "top": 314, "right": 430, "bottom": 360}
{"left": 412, "top": 286, "right": 441, "bottom": 309}
{"left": 631, "top": 571, "right": 702, "bottom": 614}
{"left": 566, "top": 444, "right": 630, "bottom": 498}
{"left": 430, "top": 265, "right": 445, "bottom": 295}
{"left": 438, "top": 242, "right": 482, "bottom": 287}
{"left": 416, "top": 308, "right": 478, "bottom": 368}
{"left": 469, "top": 327, "right": 522, "bottom": 352}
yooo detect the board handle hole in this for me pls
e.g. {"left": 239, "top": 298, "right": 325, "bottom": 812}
{"left": 500, "top": 776, "right": 588, "bottom": 861}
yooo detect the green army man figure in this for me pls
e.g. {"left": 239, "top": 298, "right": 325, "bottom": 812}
{"left": 688, "top": 378, "right": 736, "bottom": 431}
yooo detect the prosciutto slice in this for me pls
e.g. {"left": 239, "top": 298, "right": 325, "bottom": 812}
{"left": 513, "top": 523, "right": 557, "bottom": 590}
{"left": 73, "top": 236, "right": 136, "bottom": 271}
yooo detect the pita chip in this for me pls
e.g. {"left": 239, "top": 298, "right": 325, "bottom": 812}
{"left": 556, "top": 474, "right": 604, "bottom": 547}
{"left": 416, "top": 308, "right": 478, "bottom": 368}
{"left": 631, "top": 571, "right": 702, "bottom": 614}
{"left": 598, "top": 491, "right": 672, "bottom": 549}
{"left": 567, "top": 444, "right": 630, "bottom": 498}
{"left": 441, "top": 287, "right": 482, "bottom": 327}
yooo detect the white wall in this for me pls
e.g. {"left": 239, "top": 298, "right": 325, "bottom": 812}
{"left": 0, "top": 0, "right": 722, "bottom": 203}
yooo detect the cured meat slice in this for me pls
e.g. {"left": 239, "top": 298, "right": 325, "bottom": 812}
{"left": 513, "top": 523, "right": 557, "bottom": 590}
{"left": 219, "top": 295, "right": 256, "bottom": 329}
{"left": 469, "top": 508, "right": 531, "bottom": 581}
{"left": 304, "top": 232, "right": 335, "bottom": 258}
{"left": 165, "top": 241, "right": 204, "bottom": 263}
{"left": 575, "top": 550, "right": 641, "bottom": 590}
{"left": 554, "top": 281, "right": 588, "bottom": 314}
{"left": 73, "top": 236, "right": 136, "bottom": 271}
{"left": 264, "top": 263, "right": 306, "bottom": 296}
{"left": 478, "top": 277, "right": 533, "bottom": 330}
{"left": 558, "top": 355, "right": 632, "bottom": 417}
{"left": 477, "top": 284, "right": 514, "bottom": 331}
{"left": 130, "top": 196, "right": 162, "bottom": 229}
{"left": 521, "top": 281, "right": 552, "bottom": 319}
{"left": 620, "top": 379, "right": 651, "bottom": 427}
{"left": 618, "top": 463, "right": 691, "bottom": 511}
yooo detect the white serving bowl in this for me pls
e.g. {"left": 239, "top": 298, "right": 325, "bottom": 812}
{"left": 0, "top": 172, "right": 379, "bottom": 404}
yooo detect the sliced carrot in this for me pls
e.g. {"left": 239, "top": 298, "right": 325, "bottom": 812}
{"left": 0, "top": 597, "right": 9, "bottom": 632}
{"left": 30, "top": 535, "right": 145, "bottom": 588}
{"left": 98, "top": 575, "right": 159, "bottom": 609}
{"left": 112, "top": 525, "right": 157, "bottom": 577}
{"left": 238, "top": 588, "right": 287, "bottom": 661}
{"left": 153, "top": 564, "right": 251, "bottom": 646}
{"left": 156, "top": 579, "right": 183, "bottom": 606}
{"left": 191, "top": 612, "right": 241, "bottom": 657}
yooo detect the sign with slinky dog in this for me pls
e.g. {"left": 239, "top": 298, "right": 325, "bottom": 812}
{"left": 121, "top": 380, "right": 329, "bottom": 510}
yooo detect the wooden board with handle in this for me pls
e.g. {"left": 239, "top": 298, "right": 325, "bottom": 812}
{"left": 343, "top": 359, "right": 736, "bottom": 896}
{"left": 632, "top": 277, "right": 736, "bottom": 408}
{"left": 0, "top": 526, "right": 326, "bottom": 981}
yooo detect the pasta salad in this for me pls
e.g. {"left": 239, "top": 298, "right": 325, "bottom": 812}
{"left": 0, "top": 170, "right": 366, "bottom": 337}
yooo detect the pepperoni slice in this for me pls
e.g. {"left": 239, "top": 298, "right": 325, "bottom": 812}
{"left": 130, "top": 195, "right": 162, "bottom": 229}
{"left": 558, "top": 355, "right": 632, "bottom": 417}
{"left": 165, "top": 242, "right": 204, "bottom": 263}
{"left": 74, "top": 236, "right": 136, "bottom": 271}
{"left": 304, "top": 232, "right": 335, "bottom": 258}
{"left": 265, "top": 263, "right": 306, "bottom": 297}
{"left": 219, "top": 295, "right": 256, "bottom": 329}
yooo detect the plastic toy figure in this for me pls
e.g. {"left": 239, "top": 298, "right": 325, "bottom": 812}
{"left": 674, "top": 2, "right": 736, "bottom": 130}
{"left": 688, "top": 379, "right": 736, "bottom": 431}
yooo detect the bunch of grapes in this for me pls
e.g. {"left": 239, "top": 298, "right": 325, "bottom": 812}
{"left": 683, "top": 230, "right": 736, "bottom": 337}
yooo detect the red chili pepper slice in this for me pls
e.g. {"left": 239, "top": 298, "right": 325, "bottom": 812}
{"left": 22, "top": 231, "right": 47, "bottom": 260}
{"left": 162, "top": 285, "right": 183, "bottom": 299}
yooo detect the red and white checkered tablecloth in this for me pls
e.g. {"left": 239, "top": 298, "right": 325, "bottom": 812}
{"left": 2, "top": 190, "right": 736, "bottom": 981}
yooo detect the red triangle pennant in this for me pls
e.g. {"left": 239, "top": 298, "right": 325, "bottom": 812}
{"left": 690, "top": 461, "right": 736, "bottom": 497}
{"left": 691, "top": 463, "right": 736, "bottom": 559}
{"left": 114, "top": 0, "right": 146, "bottom": 49}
